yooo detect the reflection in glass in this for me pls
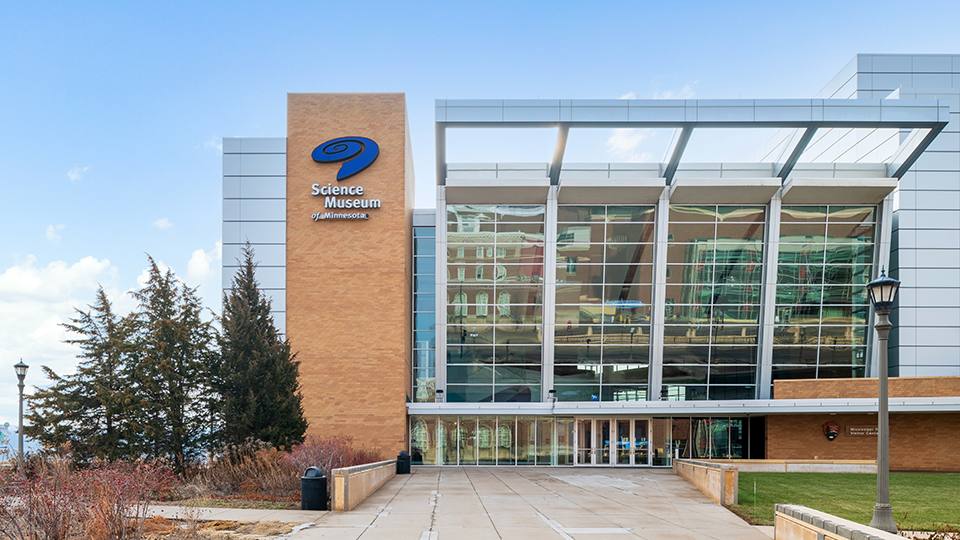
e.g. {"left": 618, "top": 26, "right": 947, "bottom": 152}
{"left": 517, "top": 417, "right": 537, "bottom": 465}
{"left": 478, "top": 416, "right": 496, "bottom": 465}
{"left": 409, "top": 416, "right": 437, "bottom": 465}
{"left": 497, "top": 416, "right": 516, "bottom": 465}
{"left": 440, "top": 417, "right": 459, "bottom": 465}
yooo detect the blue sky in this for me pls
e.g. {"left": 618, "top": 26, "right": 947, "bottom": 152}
{"left": 1, "top": 0, "right": 958, "bottom": 448}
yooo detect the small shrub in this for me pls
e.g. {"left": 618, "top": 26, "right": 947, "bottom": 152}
{"left": 189, "top": 439, "right": 300, "bottom": 499}
{"left": 81, "top": 459, "right": 175, "bottom": 540}
{"left": 0, "top": 449, "right": 85, "bottom": 540}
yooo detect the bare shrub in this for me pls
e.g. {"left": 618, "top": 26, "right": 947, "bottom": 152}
{"left": 190, "top": 439, "right": 299, "bottom": 499}
{"left": 285, "top": 435, "right": 384, "bottom": 484}
{"left": 81, "top": 459, "right": 176, "bottom": 540}
{"left": 0, "top": 449, "right": 85, "bottom": 540}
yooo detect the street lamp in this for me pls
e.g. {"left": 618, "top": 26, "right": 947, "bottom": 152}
{"left": 14, "top": 360, "right": 28, "bottom": 465}
{"left": 865, "top": 269, "right": 900, "bottom": 534}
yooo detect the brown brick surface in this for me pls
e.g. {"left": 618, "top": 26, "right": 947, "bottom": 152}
{"left": 286, "top": 94, "right": 412, "bottom": 456}
{"left": 766, "top": 413, "right": 960, "bottom": 471}
{"left": 773, "top": 376, "right": 960, "bottom": 400}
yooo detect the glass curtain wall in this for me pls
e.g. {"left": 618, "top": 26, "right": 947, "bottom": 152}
{"left": 773, "top": 206, "right": 874, "bottom": 392}
{"left": 663, "top": 206, "right": 764, "bottom": 400}
{"left": 413, "top": 226, "right": 437, "bottom": 402}
{"left": 410, "top": 415, "right": 749, "bottom": 464}
{"left": 446, "top": 205, "right": 545, "bottom": 402}
{"left": 410, "top": 415, "right": 562, "bottom": 465}
{"left": 554, "top": 205, "right": 654, "bottom": 402}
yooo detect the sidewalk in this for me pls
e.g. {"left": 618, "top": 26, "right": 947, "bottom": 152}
{"left": 154, "top": 467, "right": 775, "bottom": 539}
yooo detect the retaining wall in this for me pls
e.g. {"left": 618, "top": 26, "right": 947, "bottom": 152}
{"left": 775, "top": 504, "right": 901, "bottom": 540}
{"left": 673, "top": 458, "right": 737, "bottom": 505}
{"left": 332, "top": 460, "right": 397, "bottom": 511}
{"left": 704, "top": 459, "right": 876, "bottom": 473}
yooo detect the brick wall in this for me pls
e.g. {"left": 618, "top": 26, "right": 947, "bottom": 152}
{"left": 286, "top": 94, "right": 412, "bottom": 456}
{"left": 766, "top": 413, "right": 960, "bottom": 471}
{"left": 773, "top": 376, "right": 960, "bottom": 400}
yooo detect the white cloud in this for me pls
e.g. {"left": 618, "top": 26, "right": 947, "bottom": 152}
{"left": 652, "top": 83, "right": 697, "bottom": 100}
{"left": 605, "top": 85, "right": 698, "bottom": 162}
{"left": 186, "top": 241, "right": 222, "bottom": 287}
{"left": 153, "top": 217, "right": 174, "bottom": 229}
{"left": 0, "top": 255, "right": 117, "bottom": 426}
{"left": 66, "top": 165, "right": 89, "bottom": 182}
{"left": 606, "top": 128, "right": 654, "bottom": 162}
{"left": 204, "top": 136, "right": 223, "bottom": 154}
{"left": 45, "top": 224, "right": 65, "bottom": 244}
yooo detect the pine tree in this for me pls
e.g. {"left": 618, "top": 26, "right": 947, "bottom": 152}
{"left": 128, "top": 257, "right": 216, "bottom": 473}
{"left": 25, "top": 288, "right": 134, "bottom": 462}
{"left": 218, "top": 243, "right": 307, "bottom": 449}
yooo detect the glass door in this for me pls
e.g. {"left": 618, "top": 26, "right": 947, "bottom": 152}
{"left": 616, "top": 419, "right": 631, "bottom": 465}
{"left": 576, "top": 418, "right": 593, "bottom": 465}
{"left": 633, "top": 419, "right": 649, "bottom": 466}
{"left": 597, "top": 419, "right": 611, "bottom": 465}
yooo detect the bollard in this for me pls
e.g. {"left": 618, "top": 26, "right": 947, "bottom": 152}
{"left": 301, "top": 467, "right": 327, "bottom": 510}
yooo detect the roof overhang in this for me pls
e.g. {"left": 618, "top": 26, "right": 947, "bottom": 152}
{"left": 558, "top": 179, "right": 666, "bottom": 204}
{"left": 408, "top": 396, "right": 960, "bottom": 416}
{"left": 435, "top": 98, "right": 949, "bottom": 187}
{"left": 669, "top": 178, "right": 783, "bottom": 204}
{"left": 782, "top": 178, "right": 899, "bottom": 204}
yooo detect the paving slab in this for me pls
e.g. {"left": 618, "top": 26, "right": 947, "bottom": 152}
{"left": 156, "top": 466, "right": 768, "bottom": 539}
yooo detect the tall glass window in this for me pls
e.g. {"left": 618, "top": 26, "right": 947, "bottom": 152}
{"left": 413, "top": 226, "right": 437, "bottom": 402}
{"left": 773, "top": 206, "right": 874, "bottom": 391}
{"left": 663, "top": 205, "right": 764, "bottom": 401}
{"left": 446, "top": 205, "right": 545, "bottom": 402}
{"left": 553, "top": 205, "right": 654, "bottom": 402}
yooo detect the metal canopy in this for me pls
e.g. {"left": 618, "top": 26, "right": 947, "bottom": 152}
{"left": 435, "top": 98, "right": 950, "bottom": 186}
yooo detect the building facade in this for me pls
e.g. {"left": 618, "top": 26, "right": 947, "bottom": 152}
{"left": 223, "top": 55, "right": 960, "bottom": 469}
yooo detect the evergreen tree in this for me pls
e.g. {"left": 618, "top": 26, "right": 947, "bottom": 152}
{"left": 25, "top": 288, "right": 134, "bottom": 462}
{"left": 218, "top": 243, "right": 307, "bottom": 449}
{"left": 128, "top": 257, "right": 216, "bottom": 473}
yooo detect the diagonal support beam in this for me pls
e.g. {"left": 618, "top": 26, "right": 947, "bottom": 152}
{"left": 888, "top": 123, "right": 947, "bottom": 179}
{"left": 775, "top": 126, "right": 819, "bottom": 181}
{"left": 549, "top": 123, "right": 570, "bottom": 185}
{"left": 662, "top": 125, "right": 693, "bottom": 185}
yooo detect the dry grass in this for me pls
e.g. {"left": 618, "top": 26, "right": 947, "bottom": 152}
{"left": 141, "top": 518, "right": 298, "bottom": 539}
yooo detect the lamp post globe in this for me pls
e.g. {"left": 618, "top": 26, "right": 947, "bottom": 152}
{"left": 865, "top": 269, "right": 900, "bottom": 534}
{"left": 13, "top": 360, "right": 28, "bottom": 465}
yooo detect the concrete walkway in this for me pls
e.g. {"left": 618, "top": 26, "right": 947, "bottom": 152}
{"left": 155, "top": 467, "right": 773, "bottom": 540}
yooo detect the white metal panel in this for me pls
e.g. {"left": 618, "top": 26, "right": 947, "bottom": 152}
{"left": 223, "top": 177, "right": 240, "bottom": 199}
{"left": 240, "top": 153, "right": 286, "bottom": 175}
{"left": 223, "top": 154, "right": 241, "bottom": 176}
{"left": 254, "top": 266, "right": 286, "bottom": 289}
{"left": 240, "top": 199, "right": 286, "bottom": 221}
{"left": 241, "top": 137, "right": 286, "bottom": 153}
{"left": 222, "top": 199, "right": 240, "bottom": 221}
{"left": 240, "top": 177, "right": 286, "bottom": 199}
{"left": 222, "top": 222, "right": 240, "bottom": 244}
{"left": 238, "top": 221, "right": 286, "bottom": 244}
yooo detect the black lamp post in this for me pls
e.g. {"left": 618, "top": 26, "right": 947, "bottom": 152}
{"left": 14, "top": 360, "right": 28, "bottom": 465}
{"left": 865, "top": 269, "right": 900, "bottom": 534}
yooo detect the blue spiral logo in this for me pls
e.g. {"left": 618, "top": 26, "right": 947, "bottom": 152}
{"left": 311, "top": 136, "right": 380, "bottom": 181}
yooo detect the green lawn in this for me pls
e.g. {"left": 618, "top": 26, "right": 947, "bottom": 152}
{"left": 730, "top": 472, "right": 960, "bottom": 531}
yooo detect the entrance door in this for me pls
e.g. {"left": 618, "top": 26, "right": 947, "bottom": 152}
{"left": 633, "top": 419, "right": 650, "bottom": 466}
{"left": 576, "top": 418, "right": 593, "bottom": 465}
{"left": 575, "top": 418, "right": 611, "bottom": 465}
{"left": 576, "top": 418, "right": 650, "bottom": 466}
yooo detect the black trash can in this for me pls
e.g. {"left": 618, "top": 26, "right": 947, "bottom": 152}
{"left": 397, "top": 450, "right": 411, "bottom": 474}
{"left": 301, "top": 467, "right": 327, "bottom": 510}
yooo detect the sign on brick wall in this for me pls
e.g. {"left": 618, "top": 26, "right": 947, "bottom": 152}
{"left": 846, "top": 425, "right": 878, "bottom": 437}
